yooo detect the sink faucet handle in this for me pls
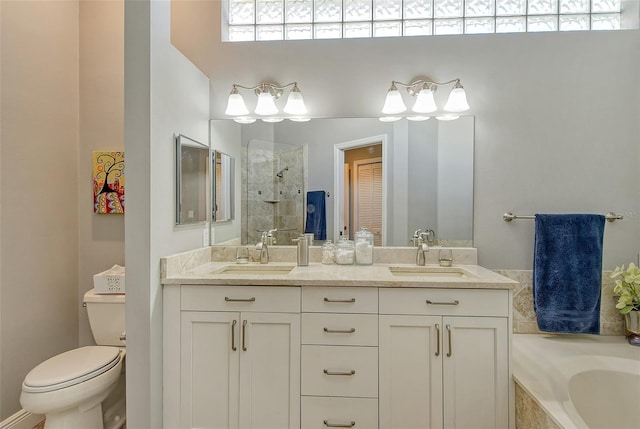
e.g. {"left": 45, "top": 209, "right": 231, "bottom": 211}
{"left": 420, "top": 229, "right": 436, "bottom": 245}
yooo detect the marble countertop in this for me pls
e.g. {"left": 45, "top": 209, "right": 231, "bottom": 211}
{"left": 162, "top": 260, "right": 518, "bottom": 289}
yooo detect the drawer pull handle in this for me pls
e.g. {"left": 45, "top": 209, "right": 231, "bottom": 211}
{"left": 231, "top": 320, "right": 237, "bottom": 351}
{"left": 324, "top": 327, "right": 356, "bottom": 334}
{"left": 323, "top": 369, "right": 356, "bottom": 376}
{"left": 242, "top": 320, "right": 248, "bottom": 351}
{"left": 426, "top": 299, "right": 459, "bottom": 306}
{"left": 225, "top": 297, "right": 256, "bottom": 302}
{"left": 435, "top": 323, "right": 440, "bottom": 357}
{"left": 446, "top": 324, "right": 453, "bottom": 357}
{"left": 324, "top": 297, "right": 356, "bottom": 303}
{"left": 324, "top": 420, "right": 356, "bottom": 428}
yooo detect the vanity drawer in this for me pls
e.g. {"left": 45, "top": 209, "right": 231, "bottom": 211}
{"left": 301, "top": 397, "right": 378, "bottom": 429}
{"left": 379, "top": 288, "right": 509, "bottom": 317}
{"left": 302, "top": 287, "right": 378, "bottom": 313}
{"left": 301, "top": 345, "right": 378, "bottom": 398}
{"left": 180, "top": 285, "right": 300, "bottom": 313}
{"left": 302, "top": 313, "right": 378, "bottom": 346}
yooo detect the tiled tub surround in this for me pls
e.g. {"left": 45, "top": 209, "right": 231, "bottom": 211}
{"left": 512, "top": 334, "right": 640, "bottom": 429}
{"left": 497, "top": 270, "right": 625, "bottom": 336}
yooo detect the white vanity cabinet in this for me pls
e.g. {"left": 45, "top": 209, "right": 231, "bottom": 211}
{"left": 378, "top": 288, "right": 510, "bottom": 429}
{"left": 168, "top": 285, "right": 301, "bottom": 429}
{"left": 301, "top": 287, "right": 379, "bottom": 429}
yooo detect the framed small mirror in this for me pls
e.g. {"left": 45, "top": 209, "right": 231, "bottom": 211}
{"left": 175, "top": 134, "right": 210, "bottom": 225}
{"left": 213, "top": 150, "right": 234, "bottom": 222}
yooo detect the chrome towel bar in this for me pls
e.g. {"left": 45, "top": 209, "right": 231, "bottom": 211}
{"left": 503, "top": 212, "right": 623, "bottom": 222}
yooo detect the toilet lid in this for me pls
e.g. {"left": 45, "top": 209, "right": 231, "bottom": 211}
{"left": 23, "top": 346, "right": 121, "bottom": 393}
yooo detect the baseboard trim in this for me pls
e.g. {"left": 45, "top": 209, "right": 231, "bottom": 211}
{"left": 0, "top": 410, "right": 44, "bottom": 429}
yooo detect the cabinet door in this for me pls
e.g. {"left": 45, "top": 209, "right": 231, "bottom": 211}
{"left": 379, "top": 315, "right": 443, "bottom": 429}
{"left": 181, "top": 311, "right": 240, "bottom": 429}
{"left": 442, "top": 317, "right": 509, "bottom": 429}
{"left": 239, "top": 312, "right": 301, "bottom": 429}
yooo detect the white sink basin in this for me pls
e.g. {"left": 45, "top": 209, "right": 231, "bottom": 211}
{"left": 388, "top": 266, "right": 477, "bottom": 278}
{"left": 211, "top": 264, "right": 295, "bottom": 276}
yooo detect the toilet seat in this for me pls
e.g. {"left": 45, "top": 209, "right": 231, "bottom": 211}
{"left": 22, "top": 346, "right": 121, "bottom": 393}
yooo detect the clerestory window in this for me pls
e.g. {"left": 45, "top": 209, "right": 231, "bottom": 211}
{"left": 224, "top": 0, "right": 636, "bottom": 41}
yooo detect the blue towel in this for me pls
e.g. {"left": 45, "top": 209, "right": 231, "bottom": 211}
{"left": 533, "top": 214, "right": 605, "bottom": 334}
{"left": 304, "top": 191, "right": 326, "bottom": 240}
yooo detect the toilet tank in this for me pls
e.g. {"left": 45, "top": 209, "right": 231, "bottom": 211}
{"left": 84, "top": 288, "right": 126, "bottom": 347}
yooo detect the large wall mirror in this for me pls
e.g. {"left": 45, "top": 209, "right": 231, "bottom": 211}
{"left": 209, "top": 116, "right": 474, "bottom": 247}
{"left": 175, "top": 134, "right": 210, "bottom": 225}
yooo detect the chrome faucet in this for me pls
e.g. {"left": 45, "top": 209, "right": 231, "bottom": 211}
{"left": 410, "top": 229, "right": 422, "bottom": 247}
{"left": 258, "top": 231, "right": 269, "bottom": 264}
{"left": 416, "top": 232, "right": 430, "bottom": 266}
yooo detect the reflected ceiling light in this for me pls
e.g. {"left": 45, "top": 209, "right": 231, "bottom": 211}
{"left": 407, "top": 116, "right": 431, "bottom": 121}
{"left": 225, "top": 81, "right": 308, "bottom": 122}
{"left": 261, "top": 117, "right": 284, "bottom": 123}
{"left": 233, "top": 117, "right": 256, "bottom": 124}
{"left": 436, "top": 114, "right": 460, "bottom": 121}
{"left": 380, "top": 78, "right": 469, "bottom": 121}
{"left": 378, "top": 116, "right": 402, "bottom": 122}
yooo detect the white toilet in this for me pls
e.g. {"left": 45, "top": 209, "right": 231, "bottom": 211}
{"left": 20, "top": 289, "right": 126, "bottom": 429}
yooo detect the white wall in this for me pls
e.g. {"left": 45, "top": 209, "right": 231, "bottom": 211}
{"left": 78, "top": 0, "right": 125, "bottom": 348}
{"left": 124, "top": 0, "right": 210, "bottom": 427}
{"left": 0, "top": 1, "right": 79, "bottom": 418}
{"left": 202, "top": 8, "right": 640, "bottom": 269}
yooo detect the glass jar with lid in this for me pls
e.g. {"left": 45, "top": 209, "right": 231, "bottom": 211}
{"left": 334, "top": 237, "right": 355, "bottom": 265}
{"left": 321, "top": 240, "right": 335, "bottom": 264}
{"left": 354, "top": 227, "right": 374, "bottom": 265}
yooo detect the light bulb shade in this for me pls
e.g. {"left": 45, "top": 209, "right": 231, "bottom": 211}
{"left": 412, "top": 88, "right": 438, "bottom": 113}
{"left": 283, "top": 86, "right": 307, "bottom": 115}
{"left": 255, "top": 91, "right": 279, "bottom": 115}
{"left": 225, "top": 92, "right": 249, "bottom": 116}
{"left": 443, "top": 87, "right": 470, "bottom": 112}
{"left": 381, "top": 86, "right": 407, "bottom": 115}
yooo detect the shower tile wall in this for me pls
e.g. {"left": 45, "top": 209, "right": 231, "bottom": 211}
{"left": 242, "top": 143, "right": 305, "bottom": 246}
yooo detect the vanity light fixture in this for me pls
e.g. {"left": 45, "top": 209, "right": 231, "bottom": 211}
{"left": 380, "top": 78, "right": 469, "bottom": 122}
{"left": 225, "top": 81, "right": 308, "bottom": 123}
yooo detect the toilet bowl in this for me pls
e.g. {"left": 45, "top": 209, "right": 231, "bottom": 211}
{"left": 20, "top": 289, "right": 126, "bottom": 429}
{"left": 20, "top": 347, "right": 124, "bottom": 429}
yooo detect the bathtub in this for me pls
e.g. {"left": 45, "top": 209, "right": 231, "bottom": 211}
{"left": 512, "top": 334, "right": 640, "bottom": 429}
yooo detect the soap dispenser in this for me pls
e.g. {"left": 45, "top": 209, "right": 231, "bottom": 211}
{"left": 293, "top": 235, "right": 309, "bottom": 266}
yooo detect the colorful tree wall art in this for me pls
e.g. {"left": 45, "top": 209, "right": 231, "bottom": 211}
{"left": 93, "top": 151, "right": 125, "bottom": 214}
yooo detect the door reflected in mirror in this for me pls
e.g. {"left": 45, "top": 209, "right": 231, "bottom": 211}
{"left": 175, "top": 134, "right": 210, "bottom": 225}
{"left": 213, "top": 150, "right": 234, "bottom": 222}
